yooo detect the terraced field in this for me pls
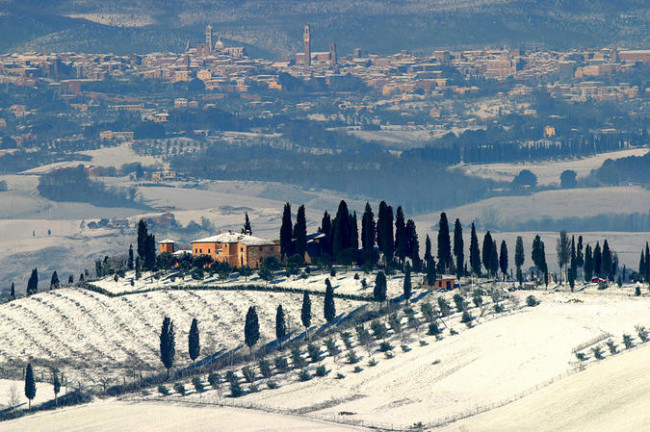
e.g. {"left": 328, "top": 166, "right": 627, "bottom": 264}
{"left": 0, "top": 287, "right": 368, "bottom": 386}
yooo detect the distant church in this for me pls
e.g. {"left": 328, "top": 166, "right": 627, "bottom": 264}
{"left": 192, "top": 25, "right": 245, "bottom": 58}
{"left": 294, "top": 25, "right": 337, "bottom": 68}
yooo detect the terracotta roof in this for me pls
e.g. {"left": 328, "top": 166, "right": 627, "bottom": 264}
{"left": 193, "top": 232, "right": 275, "bottom": 246}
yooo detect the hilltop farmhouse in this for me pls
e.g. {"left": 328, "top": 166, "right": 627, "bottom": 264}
{"left": 191, "top": 231, "right": 281, "bottom": 268}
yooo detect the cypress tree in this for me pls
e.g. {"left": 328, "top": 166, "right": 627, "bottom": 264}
{"left": 568, "top": 238, "right": 577, "bottom": 292}
{"left": 333, "top": 200, "right": 351, "bottom": 259}
{"left": 640, "top": 250, "right": 646, "bottom": 282}
{"left": 544, "top": 266, "right": 549, "bottom": 289}
{"left": 593, "top": 242, "right": 602, "bottom": 277}
{"left": 361, "top": 202, "right": 375, "bottom": 254}
{"left": 453, "top": 219, "right": 464, "bottom": 278}
{"left": 576, "top": 236, "right": 584, "bottom": 269}
{"left": 482, "top": 232, "right": 494, "bottom": 277}
{"left": 10, "top": 282, "right": 15, "bottom": 300}
{"left": 568, "top": 257, "right": 576, "bottom": 292}
{"left": 301, "top": 292, "right": 312, "bottom": 332}
{"left": 95, "top": 258, "right": 104, "bottom": 278}
{"left": 319, "top": 211, "right": 332, "bottom": 256}
{"left": 539, "top": 241, "right": 548, "bottom": 288}
{"left": 25, "top": 363, "right": 36, "bottom": 411}
{"left": 324, "top": 279, "right": 336, "bottom": 323}
{"left": 243, "top": 211, "right": 253, "bottom": 234}
{"left": 160, "top": 316, "right": 175, "bottom": 377}
{"left": 377, "top": 201, "right": 394, "bottom": 263}
{"left": 135, "top": 257, "right": 141, "bottom": 279}
{"left": 188, "top": 318, "right": 200, "bottom": 362}
{"left": 275, "top": 305, "right": 286, "bottom": 344}
{"left": 280, "top": 203, "right": 293, "bottom": 260}
{"left": 532, "top": 235, "right": 543, "bottom": 276}
{"left": 469, "top": 222, "right": 481, "bottom": 276}
{"left": 645, "top": 242, "right": 650, "bottom": 283}
{"left": 602, "top": 240, "right": 613, "bottom": 281}
{"left": 515, "top": 236, "right": 525, "bottom": 284}
{"left": 411, "top": 236, "right": 422, "bottom": 272}
{"left": 385, "top": 204, "right": 395, "bottom": 263}
{"left": 499, "top": 240, "right": 508, "bottom": 279}
{"left": 556, "top": 230, "right": 571, "bottom": 282}
{"left": 26, "top": 268, "right": 38, "bottom": 296}
{"left": 405, "top": 219, "right": 418, "bottom": 259}
{"left": 395, "top": 206, "right": 407, "bottom": 262}
{"left": 145, "top": 233, "right": 157, "bottom": 271}
{"left": 293, "top": 205, "right": 307, "bottom": 260}
{"left": 403, "top": 263, "right": 412, "bottom": 303}
{"left": 50, "top": 271, "right": 59, "bottom": 290}
{"left": 128, "top": 244, "right": 134, "bottom": 271}
{"left": 52, "top": 369, "right": 61, "bottom": 408}
{"left": 515, "top": 236, "right": 526, "bottom": 269}
{"left": 426, "top": 257, "right": 437, "bottom": 286}
{"left": 437, "top": 213, "right": 452, "bottom": 272}
{"left": 377, "top": 202, "right": 386, "bottom": 252}
{"left": 350, "top": 211, "right": 359, "bottom": 253}
{"left": 137, "top": 219, "right": 148, "bottom": 260}
{"left": 424, "top": 234, "right": 432, "bottom": 262}
{"left": 584, "top": 244, "right": 594, "bottom": 282}
{"left": 244, "top": 306, "right": 260, "bottom": 353}
{"left": 373, "top": 271, "right": 387, "bottom": 305}
{"left": 490, "top": 239, "right": 499, "bottom": 277}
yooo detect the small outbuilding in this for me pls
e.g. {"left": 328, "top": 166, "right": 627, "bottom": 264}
{"left": 424, "top": 276, "right": 458, "bottom": 290}
{"left": 159, "top": 239, "right": 175, "bottom": 254}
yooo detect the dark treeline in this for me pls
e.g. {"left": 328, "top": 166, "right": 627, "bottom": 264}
{"left": 0, "top": 150, "right": 90, "bottom": 174}
{"left": 591, "top": 151, "right": 650, "bottom": 185}
{"left": 171, "top": 145, "right": 494, "bottom": 213}
{"left": 492, "top": 210, "right": 650, "bottom": 233}
{"left": 37, "top": 165, "right": 145, "bottom": 208}
{"left": 402, "top": 130, "right": 648, "bottom": 165}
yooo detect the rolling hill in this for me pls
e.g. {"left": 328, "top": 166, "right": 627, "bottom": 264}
{"left": 0, "top": 0, "right": 648, "bottom": 56}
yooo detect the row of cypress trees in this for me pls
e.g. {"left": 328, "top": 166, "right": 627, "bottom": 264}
{"left": 159, "top": 281, "right": 338, "bottom": 375}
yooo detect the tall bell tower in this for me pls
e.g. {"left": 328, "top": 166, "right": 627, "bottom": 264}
{"left": 206, "top": 25, "right": 213, "bottom": 51}
{"left": 303, "top": 25, "right": 311, "bottom": 66}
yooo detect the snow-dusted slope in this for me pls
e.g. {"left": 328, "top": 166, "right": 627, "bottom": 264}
{"left": 129, "top": 289, "right": 647, "bottom": 429}
{"left": 0, "top": 286, "right": 367, "bottom": 385}
{"left": 440, "top": 342, "right": 650, "bottom": 432}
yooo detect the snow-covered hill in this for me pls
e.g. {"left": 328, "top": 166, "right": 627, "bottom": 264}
{"left": 0, "top": 282, "right": 368, "bottom": 386}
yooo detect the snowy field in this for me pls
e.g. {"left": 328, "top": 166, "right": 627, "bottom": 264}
{"left": 0, "top": 277, "right": 649, "bottom": 429}
{"left": 430, "top": 186, "right": 650, "bottom": 227}
{"left": 215, "top": 290, "right": 649, "bottom": 428}
{"left": 91, "top": 269, "right": 408, "bottom": 299}
{"left": 441, "top": 342, "right": 650, "bottom": 432}
{"left": 0, "top": 286, "right": 368, "bottom": 385}
{"left": 65, "top": 285, "right": 647, "bottom": 431}
{"left": 461, "top": 147, "right": 649, "bottom": 186}
{"left": 0, "top": 379, "right": 55, "bottom": 410}
{"left": 1, "top": 401, "right": 368, "bottom": 432}
{"left": 21, "top": 143, "right": 163, "bottom": 175}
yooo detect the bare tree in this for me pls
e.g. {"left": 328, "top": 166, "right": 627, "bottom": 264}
{"left": 7, "top": 383, "right": 20, "bottom": 408}
{"left": 98, "top": 377, "right": 113, "bottom": 394}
